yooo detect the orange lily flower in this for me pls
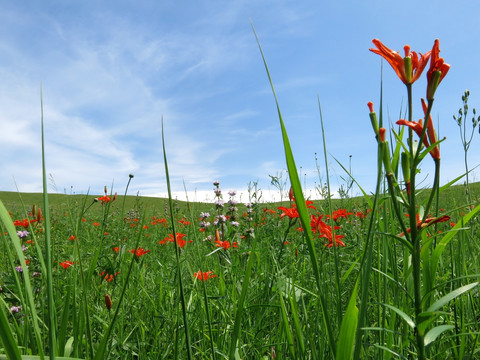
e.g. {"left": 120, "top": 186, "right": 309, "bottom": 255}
{"left": 396, "top": 98, "right": 440, "bottom": 159}
{"left": 194, "top": 271, "right": 217, "bottom": 281}
{"left": 398, "top": 214, "right": 450, "bottom": 237}
{"left": 426, "top": 39, "right": 450, "bottom": 100}
{"left": 370, "top": 39, "right": 431, "bottom": 85}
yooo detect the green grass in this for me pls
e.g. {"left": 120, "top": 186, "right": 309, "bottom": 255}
{"left": 1, "top": 180, "right": 479, "bottom": 359}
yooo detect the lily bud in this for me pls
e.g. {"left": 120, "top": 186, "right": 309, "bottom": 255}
{"left": 401, "top": 152, "right": 411, "bottom": 194}
{"left": 368, "top": 102, "right": 379, "bottom": 139}
{"left": 37, "top": 208, "right": 42, "bottom": 222}
{"left": 105, "top": 294, "right": 112, "bottom": 311}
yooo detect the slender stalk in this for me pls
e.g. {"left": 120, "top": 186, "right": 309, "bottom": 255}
{"left": 405, "top": 81, "right": 425, "bottom": 359}
{"left": 161, "top": 118, "right": 193, "bottom": 360}
{"left": 40, "top": 86, "right": 56, "bottom": 359}
{"left": 318, "top": 97, "right": 342, "bottom": 324}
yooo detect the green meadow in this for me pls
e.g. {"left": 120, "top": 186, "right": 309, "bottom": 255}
{"left": 1, "top": 36, "right": 480, "bottom": 359}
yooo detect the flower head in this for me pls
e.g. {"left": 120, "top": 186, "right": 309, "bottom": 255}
{"left": 17, "top": 230, "right": 29, "bottom": 239}
{"left": 396, "top": 98, "right": 441, "bottom": 160}
{"left": 194, "top": 271, "right": 217, "bottom": 281}
{"left": 129, "top": 247, "right": 151, "bottom": 258}
{"left": 370, "top": 39, "right": 431, "bottom": 85}
{"left": 10, "top": 306, "right": 22, "bottom": 314}
{"left": 159, "top": 233, "right": 190, "bottom": 248}
{"left": 398, "top": 214, "right": 450, "bottom": 237}
{"left": 311, "top": 215, "right": 345, "bottom": 248}
{"left": 426, "top": 39, "right": 450, "bottom": 100}
{"left": 215, "top": 238, "right": 238, "bottom": 250}
{"left": 59, "top": 261, "right": 74, "bottom": 270}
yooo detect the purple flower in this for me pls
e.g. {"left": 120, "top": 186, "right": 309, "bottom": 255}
{"left": 10, "top": 306, "right": 22, "bottom": 314}
{"left": 214, "top": 188, "right": 222, "bottom": 196}
{"left": 214, "top": 215, "right": 227, "bottom": 226}
{"left": 17, "top": 230, "right": 29, "bottom": 239}
{"left": 213, "top": 180, "right": 220, "bottom": 186}
{"left": 228, "top": 190, "right": 237, "bottom": 196}
{"left": 231, "top": 221, "right": 240, "bottom": 227}
{"left": 214, "top": 199, "right": 224, "bottom": 208}
{"left": 15, "top": 266, "right": 23, "bottom": 273}
{"left": 199, "top": 221, "right": 211, "bottom": 228}
{"left": 199, "top": 212, "right": 210, "bottom": 219}
{"left": 228, "top": 199, "right": 237, "bottom": 206}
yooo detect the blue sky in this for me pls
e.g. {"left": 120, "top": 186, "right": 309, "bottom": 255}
{"left": 1, "top": 1, "right": 479, "bottom": 203}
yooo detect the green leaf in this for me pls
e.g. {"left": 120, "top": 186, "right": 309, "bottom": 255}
{"left": 424, "top": 325, "right": 454, "bottom": 346}
{"left": 0, "top": 200, "right": 44, "bottom": 359}
{"left": 430, "top": 203, "right": 480, "bottom": 282}
{"left": 279, "top": 292, "right": 296, "bottom": 359}
{"left": 381, "top": 304, "right": 415, "bottom": 329}
{"left": 0, "top": 297, "right": 21, "bottom": 360}
{"left": 336, "top": 281, "right": 359, "bottom": 360}
{"left": 426, "top": 282, "right": 478, "bottom": 313}
{"left": 252, "top": 22, "right": 336, "bottom": 357}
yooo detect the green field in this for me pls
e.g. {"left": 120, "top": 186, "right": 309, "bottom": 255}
{"left": 1, "top": 179, "right": 479, "bottom": 359}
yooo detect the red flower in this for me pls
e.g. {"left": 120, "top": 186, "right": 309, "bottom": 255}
{"left": 215, "top": 239, "right": 238, "bottom": 250}
{"left": 129, "top": 247, "right": 151, "bottom": 257}
{"left": 150, "top": 217, "right": 167, "bottom": 226}
{"left": 278, "top": 206, "right": 299, "bottom": 219}
{"left": 426, "top": 39, "right": 450, "bottom": 100}
{"left": 68, "top": 235, "right": 76, "bottom": 241}
{"left": 13, "top": 219, "right": 31, "bottom": 228}
{"left": 263, "top": 207, "right": 276, "bottom": 215}
{"left": 398, "top": 214, "right": 451, "bottom": 237}
{"left": 112, "top": 246, "right": 119, "bottom": 253}
{"left": 194, "top": 271, "right": 217, "bottom": 281}
{"left": 311, "top": 215, "right": 345, "bottom": 248}
{"left": 178, "top": 218, "right": 191, "bottom": 226}
{"left": 330, "top": 209, "right": 354, "bottom": 222}
{"left": 95, "top": 188, "right": 117, "bottom": 204}
{"left": 370, "top": 39, "right": 431, "bottom": 85}
{"left": 397, "top": 99, "right": 440, "bottom": 160}
{"left": 159, "top": 233, "right": 190, "bottom": 248}
{"left": 278, "top": 200, "right": 316, "bottom": 219}
{"left": 59, "top": 261, "right": 74, "bottom": 269}
{"left": 99, "top": 271, "right": 120, "bottom": 282}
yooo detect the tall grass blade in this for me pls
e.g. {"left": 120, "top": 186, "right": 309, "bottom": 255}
{"left": 251, "top": 22, "right": 336, "bottom": 356}
{"left": 279, "top": 292, "right": 296, "bottom": 359}
{"left": 0, "top": 296, "right": 22, "bottom": 359}
{"left": 40, "top": 85, "right": 57, "bottom": 359}
{"left": 93, "top": 216, "right": 146, "bottom": 360}
{"left": 0, "top": 200, "right": 44, "bottom": 358}
{"left": 161, "top": 118, "right": 193, "bottom": 360}
{"left": 228, "top": 231, "right": 257, "bottom": 359}
{"left": 430, "top": 203, "right": 480, "bottom": 283}
{"left": 336, "top": 280, "right": 359, "bottom": 360}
